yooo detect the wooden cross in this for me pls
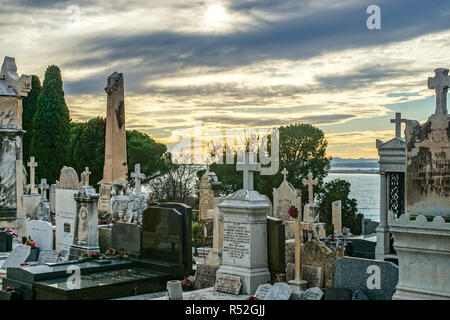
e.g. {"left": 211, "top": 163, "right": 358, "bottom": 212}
{"left": 302, "top": 172, "right": 317, "bottom": 204}
{"left": 390, "top": 112, "right": 407, "bottom": 138}
{"left": 428, "top": 68, "right": 449, "bottom": 116}
{"left": 281, "top": 168, "right": 288, "bottom": 181}
{"left": 292, "top": 218, "right": 310, "bottom": 286}
{"left": 236, "top": 151, "right": 261, "bottom": 191}
{"left": 38, "top": 178, "right": 49, "bottom": 201}
{"left": 130, "top": 163, "right": 145, "bottom": 195}
{"left": 82, "top": 167, "right": 91, "bottom": 186}
{"left": 27, "top": 156, "right": 38, "bottom": 194}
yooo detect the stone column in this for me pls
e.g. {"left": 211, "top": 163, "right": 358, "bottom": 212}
{"left": 216, "top": 189, "right": 271, "bottom": 295}
{"left": 375, "top": 172, "right": 390, "bottom": 260}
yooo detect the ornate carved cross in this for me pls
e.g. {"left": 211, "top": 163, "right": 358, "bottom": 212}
{"left": 82, "top": 167, "right": 91, "bottom": 186}
{"left": 39, "top": 178, "right": 49, "bottom": 201}
{"left": 428, "top": 68, "right": 449, "bottom": 116}
{"left": 131, "top": 163, "right": 145, "bottom": 195}
{"left": 302, "top": 172, "right": 318, "bottom": 204}
{"left": 390, "top": 112, "right": 407, "bottom": 138}
{"left": 27, "top": 156, "right": 38, "bottom": 194}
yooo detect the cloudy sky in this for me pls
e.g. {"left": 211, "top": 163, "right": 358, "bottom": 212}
{"left": 2, "top": 0, "right": 450, "bottom": 159}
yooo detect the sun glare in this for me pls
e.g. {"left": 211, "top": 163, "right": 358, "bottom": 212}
{"left": 204, "top": 4, "right": 229, "bottom": 28}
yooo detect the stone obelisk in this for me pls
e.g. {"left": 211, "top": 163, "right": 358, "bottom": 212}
{"left": 98, "top": 72, "right": 128, "bottom": 220}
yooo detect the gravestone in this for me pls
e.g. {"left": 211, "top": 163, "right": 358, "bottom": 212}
{"left": 111, "top": 222, "right": 142, "bottom": 257}
{"left": 49, "top": 184, "right": 56, "bottom": 213}
{"left": 332, "top": 201, "right": 342, "bottom": 235}
{"left": 302, "top": 265, "right": 323, "bottom": 288}
{"left": 55, "top": 167, "right": 79, "bottom": 260}
{"left": 198, "top": 167, "right": 221, "bottom": 221}
{"left": 98, "top": 225, "right": 112, "bottom": 253}
{"left": 264, "top": 282, "right": 292, "bottom": 300}
{"left": 349, "top": 238, "right": 376, "bottom": 259}
{"left": 303, "top": 204, "right": 320, "bottom": 223}
{"left": 1, "top": 245, "right": 30, "bottom": 268}
{"left": 35, "top": 201, "right": 51, "bottom": 222}
{"left": 141, "top": 206, "right": 186, "bottom": 277}
{"left": 69, "top": 186, "right": 100, "bottom": 260}
{"left": 301, "top": 287, "right": 324, "bottom": 300}
{"left": 267, "top": 216, "right": 285, "bottom": 282}
{"left": 255, "top": 283, "right": 273, "bottom": 300}
{"left": 0, "top": 231, "right": 13, "bottom": 252}
{"left": 157, "top": 202, "right": 192, "bottom": 275}
{"left": 334, "top": 257, "right": 399, "bottom": 300}
{"left": 272, "top": 168, "right": 302, "bottom": 228}
{"left": 37, "top": 250, "right": 58, "bottom": 265}
{"left": 324, "top": 288, "right": 352, "bottom": 300}
{"left": 26, "top": 220, "right": 53, "bottom": 251}
{"left": 214, "top": 273, "right": 242, "bottom": 295}
{"left": 193, "top": 263, "right": 219, "bottom": 290}
{"left": 204, "top": 198, "right": 224, "bottom": 267}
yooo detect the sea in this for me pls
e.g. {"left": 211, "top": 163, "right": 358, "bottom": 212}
{"left": 325, "top": 168, "right": 380, "bottom": 222}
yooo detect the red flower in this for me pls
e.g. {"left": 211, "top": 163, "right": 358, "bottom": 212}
{"left": 288, "top": 206, "right": 298, "bottom": 219}
{"left": 246, "top": 296, "right": 258, "bottom": 300}
{"left": 5, "top": 286, "right": 12, "bottom": 292}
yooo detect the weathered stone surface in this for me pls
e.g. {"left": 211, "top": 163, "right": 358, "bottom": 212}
{"left": 214, "top": 273, "right": 242, "bottom": 295}
{"left": 272, "top": 168, "right": 301, "bottom": 226}
{"left": 111, "top": 222, "right": 141, "bottom": 256}
{"left": 55, "top": 167, "right": 79, "bottom": 190}
{"left": 1, "top": 244, "right": 30, "bottom": 268}
{"left": 301, "top": 287, "right": 324, "bottom": 300}
{"left": 301, "top": 239, "right": 344, "bottom": 288}
{"left": 26, "top": 220, "right": 53, "bottom": 251}
{"left": 264, "top": 282, "right": 292, "bottom": 300}
{"left": 334, "top": 257, "right": 398, "bottom": 300}
{"left": 193, "top": 263, "right": 219, "bottom": 290}
{"left": 267, "top": 216, "right": 285, "bottom": 282}
{"left": 302, "top": 265, "right": 323, "bottom": 288}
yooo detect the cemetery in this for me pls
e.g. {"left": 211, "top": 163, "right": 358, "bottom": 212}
{"left": 0, "top": 52, "right": 449, "bottom": 300}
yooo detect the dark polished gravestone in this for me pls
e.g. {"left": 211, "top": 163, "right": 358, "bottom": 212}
{"left": 140, "top": 205, "right": 191, "bottom": 278}
{"left": 348, "top": 238, "right": 376, "bottom": 259}
{"left": 334, "top": 257, "right": 399, "bottom": 300}
{"left": 111, "top": 222, "right": 142, "bottom": 257}
{"left": 2, "top": 259, "right": 171, "bottom": 300}
{"left": 267, "top": 216, "right": 285, "bottom": 282}
{"left": 0, "top": 231, "right": 13, "bottom": 252}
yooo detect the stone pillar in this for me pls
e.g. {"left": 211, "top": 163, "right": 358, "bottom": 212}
{"left": 375, "top": 172, "right": 390, "bottom": 260}
{"left": 99, "top": 72, "right": 128, "bottom": 220}
{"left": 332, "top": 200, "right": 342, "bottom": 235}
{"left": 216, "top": 190, "right": 271, "bottom": 295}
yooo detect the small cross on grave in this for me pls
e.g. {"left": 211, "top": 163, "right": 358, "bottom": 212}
{"left": 27, "top": 156, "right": 38, "bottom": 194}
{"left": 39, "top": 179, "right": 49, "bottom": 201}
{"left": 236, "top": 151, "right": 261, "bottom": 191}
{"left": 81, "top": 167, "right": 92, "bottom": 186}
{"left": 289, "top": 218, "right": 308, "bottom": 290}
{"left": 130, "top": 163, "right": 145, "bottom": 195}
{"left": 390, "top": 112, "right": 407, "bottom": 138}
{"left": 428, "top": 68, "right": 449, "bottom": 116}
{"left": 281, "top": 168, "right": 288, "bottom": 181}
{"left": 302, "top": 172, "right": 317, "bottom": 204}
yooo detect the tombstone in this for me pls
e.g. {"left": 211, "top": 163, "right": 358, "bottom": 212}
{"left": 22, "top": 194, "right": 41, "bottom": 219}
{"left": 199, "top": 166, "right": 221, "bottom": 221}
{"left": 362, "top": 218, "right": 379, "bottom": 235}
{"left": 204, "top": 198, "right": 224, "bottom": 266}
{"left": 375, "top": 112, "right": 406, "bottom": 260}
{"left": 26, "top": 220, "right": 53, "bottom": 251}
{"left": 216, "top": 190, "right": 271, "bottom": 295}
{"left": 1, "top": 245, "right": 31, "bottom": 269}
{"left": 266, "top": 216, "right": 285, "bottom": 282}
{"left": 272, "top": 168, "right": 302, "bottom": 225}
{"left": 37, "top": 250, "right": 58, "bottom": 265}
{"left": 55, "top": 167, "right": 79, "bottom": 260}
{"left": 264, "top": 282, "right": 293, "bottom": 300}
{"left": 214, "top": 273, "right": 242, "bottom": 295}
{"left": 99, "top": 72, "right": 128, "bottom": 220}
{"left": 334, "top": 257, "right": 399, "bottom": 300}
{"left": 302, "top": 172, "right": 317, "bottom": 205}
{"left": 193, "top": 263, "right": 219, "bottom": 290}
{"left": 98, "top": 225, "right": 112, "bottom": 253}
{"left": 332, "top": 201, "right": 342, "bottom": 235}
{"left": 157, "top": 202, "right": 192, "bottom": 275}
{"left": 0, "top": 57, "right": 31, "bottom": 237}
{"left": 301, "top": 238, "right": 344, "bottom": 288}
{"left": 141, "top": 206, "right": 186, "bottom": 277}
{"left": 68, "top": 186, "right": 100, "bottom": 260}
{"left": 254, "top": 283, "right": 273, "bottom": 300}
{"left": 301, "top": 265, "right": 324, "bottom": 288}
{"left": 35, "top": 201, "right": 51, "bottom": 222}
{"left": 111, "top": 222, "right": 142, "bottom": 257}
{"left": 303, "top": 204, "right": 320, "bottom": 223}
{"left": 349, "top": 237, "right": 376, "bottom": 259}
{"left": 0, "top": 231, "right": 13, "bottom": 252}
{"left": 110, "top": 193, "right": 130, "bottom": 221}
{"left": 49, "top": 184, "right": 56, "bottom": 214}
{"left": 301, "top": 287, "right": 324, "bottom": 300}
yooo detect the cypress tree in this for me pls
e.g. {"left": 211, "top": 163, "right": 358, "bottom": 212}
{"left": 22, "top": 75, "right": 41, "bottom": 166}
{"left": 30, "top": 65, "right": 71, "bottom": 183}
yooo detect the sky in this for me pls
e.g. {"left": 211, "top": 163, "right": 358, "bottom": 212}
{"left": 1, "top": 0, "right": 450, "bottom": 159}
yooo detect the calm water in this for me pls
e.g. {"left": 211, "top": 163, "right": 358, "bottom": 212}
{"left": 324, "top": 172, "right": 380, "bottom": 222}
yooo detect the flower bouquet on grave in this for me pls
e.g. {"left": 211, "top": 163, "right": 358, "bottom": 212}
{"left": 4, "top": 228, "right": 18, "bottom": 238}
{"left": 181, "top": 278, "right": 192, "bottom": 291}
{"left": 23, "top": 235, "right": 36, "bottom": 248}
{"left": 80, "top": 252, "right": 89, "bottom": 260}
{"left": 288, "top": 206, "right": 299, "bottom": 219}
{"left": 105, "top": 248, "right": 116, "bottom": 256}
{"left": 23, "top": 236, "right": 39, "bottom": 262}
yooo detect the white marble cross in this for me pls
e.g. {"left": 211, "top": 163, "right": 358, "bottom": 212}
{"left": 281, "top": 168, "right": 289, "bottom": 181}
{"left": 39, "top": 179, "right": 49, "bottom": 201}
{"left": 82, "top": 167, "right": 91, "bottom": 186}
{"left": 236, "top": 151, "right": 261, "bottom": 191}
{"left": 390, "top": 112, "right": 407, "bottom": 138}
{"left": 302, "top": 172, "right": 317, "bottom": 204}
{"left": 428, "top": 68, "right": 449, "bottom": 116}
{"left": 27, "top": 156, "right": 38, "bottom": 194}
{"left": 131, "top": 163, "right": 145, "bottom": 195}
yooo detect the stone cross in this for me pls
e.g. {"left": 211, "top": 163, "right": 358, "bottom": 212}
{"left": 205, "top": 158, "right": 210, "bottom": 173}
{"left": 130, "top": 163, "right": 145, "bottom": 195}
{"left": 289, "top": 218, "right": 308, "bottom": 289}
{"left": 281, "top": 168, "right": 288, "bottom": 181}
{"left": 39, "top": 179, "right": 49, "bottom": 201}
{"left": 302, "top": 172, "right": 317, "bottom": 204}
{"left": 390, "top": 112, "right": 407, "bottom": 138}
{"left": 82, "top": 167, "right": 92, "bottom": 186}
{"left": 27, "top": 156, "right": 38, "bottom": 194}
{"left": 236, "top": 151, "right": 261, "bottom": 191}
{"left": 428, "top": 68, "right": 449, "bottom": 116}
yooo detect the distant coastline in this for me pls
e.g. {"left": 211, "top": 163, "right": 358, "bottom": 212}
{"left": 329, "top": 169, "right": 379, "bottom": 174}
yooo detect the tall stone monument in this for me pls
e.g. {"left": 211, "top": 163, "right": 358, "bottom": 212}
{"left": 0, "top": 56, "right": 31, "bottom": 237}
{"left": 199, "top": 162, "right": 221, "bottom": 221}
{"left": 375, "top": 112, "right": 406, "bottom": 260}
{"left": 98, "top": 72, "right": 128, "bottom": 220}
{"left": 389, "top": 68, "right": 450, "bottom": 300}
{"left": 216, "top": 151, "right": 271, "bottom": 295}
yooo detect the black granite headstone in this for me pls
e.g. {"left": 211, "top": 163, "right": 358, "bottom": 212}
{"left": 0, "top": 232, "right": 13, "bottom": 252}
{"left": 349, "top": 239, "right": 376, "bottom": 259}
{"left": 324, "top": 288, "right": 352, "bottom": 300}
{"left": 267, "top": 216, "right": 285, "bottom": 282}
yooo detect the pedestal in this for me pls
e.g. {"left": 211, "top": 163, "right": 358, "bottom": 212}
{"left": 288, "top": 279, "right": 308, "bottom": 300}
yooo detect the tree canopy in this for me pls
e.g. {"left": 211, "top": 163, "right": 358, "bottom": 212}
{"left": 22, "top": 75, "right": 41, "bottom": 166}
